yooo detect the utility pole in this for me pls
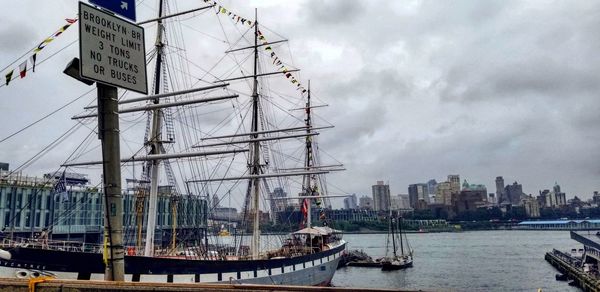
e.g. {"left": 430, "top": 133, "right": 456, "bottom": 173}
{"left": 98, "top": 83, "right": 125, "bottom": 281}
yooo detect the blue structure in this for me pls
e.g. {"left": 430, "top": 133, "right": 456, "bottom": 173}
{"left": 0, "top": 170, "right": 208, "bottom": 245}
{"left": 518, "top": 220, "right": 600, "bottom": 230}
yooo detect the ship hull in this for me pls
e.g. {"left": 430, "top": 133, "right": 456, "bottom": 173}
{"left": 0, "top": 241, "right": 345, "bottom": 286}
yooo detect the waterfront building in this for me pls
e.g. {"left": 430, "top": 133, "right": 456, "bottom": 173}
{"left": 359, "top": 195, "right": 374, "bottom": 210}
{"left": 517, "top": 220, "right": 600, "bottom": 230}
{"left": 343, "top": 193, "right": 358, "bottom": 210}
{"left": 495, "top": 176, "right": 505, "bottom": 204}
{"left": 522, "top": 195, "right": 540, "bottom": 218}
{"left": 0, "top": 169, "right": 208, "bottom": 245}
{"left": 372, "top": 181, "right": 391, "bottom": 211}
{"left": 321, "top": 209, "right": 379, "bottom": 222}
{"left": 403, "top": 219, "right": 449, "bottom": 229}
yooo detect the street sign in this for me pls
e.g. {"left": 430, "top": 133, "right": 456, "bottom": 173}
{"left": 79, "top": 2, "right": 147, "bottom": 94}
{"left": 89, "top": 0, "right": 136, "bottom": 22}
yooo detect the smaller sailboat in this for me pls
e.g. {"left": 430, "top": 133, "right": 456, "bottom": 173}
{"left": 381, "top": 214, "right": 413, "bottom": 271}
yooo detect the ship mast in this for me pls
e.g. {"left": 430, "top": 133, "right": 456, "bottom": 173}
{"left": 391, "top": 214, "right": 397, "bottom": 257}
{"left": 303, "top": 81, "right": 314, "bottom": 228}
{"left": 398, "top": 216, "right": 405, "bottom": 256}
{"left": 144, "top": 0, "right": 165, "bottom": 257}
{"left": 250, "top": 9, "right": 261, "bottom": 260}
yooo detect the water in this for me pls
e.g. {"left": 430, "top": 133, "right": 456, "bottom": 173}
{"left": 333, "top": 230, "right": 581, "bottom": 291}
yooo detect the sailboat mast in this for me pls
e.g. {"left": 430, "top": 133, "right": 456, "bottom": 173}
{"left": 250, "top": 9, "right": 261, "bottom": 260}
{"left": 391, "top": 215, "right": 397, "bottom": 257}
{"left": 304, "top": 81, "right": 313, "bottom": 228}
{"left": 144, "top": 0, "right": 165, "bottom": 257}
{"left": 399, "top": 216, "right": 405, "bottom": 255}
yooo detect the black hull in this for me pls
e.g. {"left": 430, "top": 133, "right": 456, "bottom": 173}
{"left": 1, "top": 243, "right": 345, "bottom": 278}
{"left": 346, "top": 262, "right": 381, "bottom": 268}
{"left": 381, "top": 261, "right": 413, "bottom": 271}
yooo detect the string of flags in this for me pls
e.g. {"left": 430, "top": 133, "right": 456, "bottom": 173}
{"left": 203, "top": 0, "right": 253, "bottom": 27}
{"left": 204, "top": 0, "right": 307, "bottom": 95}
{"left": 4, "top": 18, "right": 77, "bottom": 87}
{"left": 257, "top": 30, "right": 307, "bottom": 95}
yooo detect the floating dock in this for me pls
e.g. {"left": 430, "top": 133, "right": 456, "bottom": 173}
{"left": 0, "top": 278, "right": 420, "bottom": 292}
{"left": 545, "top": 249, "right": 600, "bottom": 292}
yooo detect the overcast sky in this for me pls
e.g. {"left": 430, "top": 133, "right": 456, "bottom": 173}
{"left": 0, "top": 1, "right": 599, "bottom": 208}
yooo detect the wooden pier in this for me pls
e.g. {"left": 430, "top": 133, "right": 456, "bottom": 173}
{"left": 545, "top": 249, "right": 600, "bottom": 292}
{"left": 0, "top": 278, "right": 420, "bottom": 292}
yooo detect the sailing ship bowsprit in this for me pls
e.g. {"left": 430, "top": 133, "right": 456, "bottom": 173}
{"left": 0, "top": 0, "right": 346, "bottom": 285}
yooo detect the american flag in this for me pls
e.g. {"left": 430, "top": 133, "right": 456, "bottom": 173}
{"left": 53, "top": 175, "right": 66, "bottom": 193}
{"left": 53, "top": 172, "right": 68, "bottom": 201}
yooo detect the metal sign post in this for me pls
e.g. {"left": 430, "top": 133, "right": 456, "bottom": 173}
{"left": 77, "top": 1, "right": 147, "bottom": 281}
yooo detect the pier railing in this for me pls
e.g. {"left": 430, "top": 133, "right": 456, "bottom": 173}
{"left": 0, "top": 237, "right": 103, "bottom": 253}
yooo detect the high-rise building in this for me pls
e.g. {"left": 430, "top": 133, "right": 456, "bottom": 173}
{"left": 359, "top": 195, "right": 374, "bottom": 210}
{"left": 269, "top": 187, "right": 288, "bottom": 223}
{"left": 343, "top": 193, "right": 358, "bottom": 210}
{"left": 427, "top": 179, "right": 437, "bottom": 195}
{"left": 398, "top": 194, "right": 410, "bottom": 209}
{"left": 495, "top": 176, "right": 505, "bottom": 204}
{"left": 408, "top": 183, "right": 428, "bottom": 208}
{"left": 593, "top": 191, "right": 600, "bottom": 205}
{"left": 435, "top": 182, "right": 453, "bottom": 206}
{"left": 505, "top": 182, "right": 524, "bottom": 205}
{"left": 553, "top": 182, "right": 566, "bottom": 206}
{"left": 448, "top": 175, "right": 460, "bottom": 195}
{"left": 538, "top": 189, "right": 551, "bottom": 208}
{"left": 553, "top": 182, "right": 561, "bottom": 194}
{"left": 372, "top": 181, "right": 391, "bottom": 211}
{"left": 488, "top": 193, "right": 496, "bottom": 204}
{"left": 522, "top": 195, "right": 540, "bottom": 218}
{"left": 455, "top": 180, "right": 488, "bottom": 213}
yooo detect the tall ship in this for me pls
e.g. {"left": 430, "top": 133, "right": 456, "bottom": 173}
{"left": 0, "top": 0, "right": 346, "bottom": 285}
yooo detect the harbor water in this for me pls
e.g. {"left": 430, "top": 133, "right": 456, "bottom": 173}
{"left": 333, "top": 230, "right": 582, "bottom": 291}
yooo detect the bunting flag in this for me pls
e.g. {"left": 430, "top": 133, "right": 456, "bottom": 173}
{"left": 2, "top": 18, "right": 76, "bottom": 88}
{"left": 206, "top": 0, "right": 308, "bottom": 95}
{"left": 256, "top": 29, "right": 308, "bottom": 94}
{"left": 5, "top": 70, "right": 13, "bottom": 86}
{"left": 205, "top": 0, "right": 254, "bottom": 28}
{"left": 30, "top": 54, "right": 37, "bottom": 72}
{"left": 18, "top": 60, "right": 27, "bottom": 78}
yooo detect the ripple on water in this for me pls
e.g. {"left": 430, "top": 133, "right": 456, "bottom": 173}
{"left": 333, "top": 231, "right": 581, "bottom": 292}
